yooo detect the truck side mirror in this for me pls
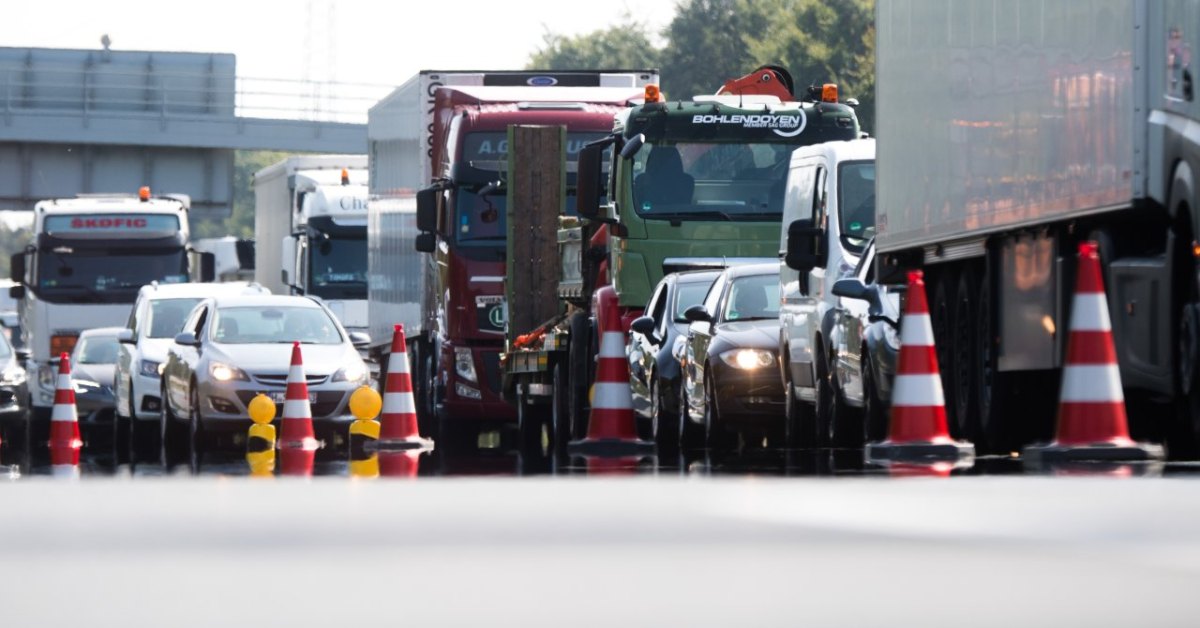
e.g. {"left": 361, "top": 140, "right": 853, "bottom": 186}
{"left": 9, "top": 253, "right": 24, "bottom": 283}
{"left": 416, "top": 187, "right": 439, "bottom": 232}
{"left": 785, "top": 218, "right": 825, "bottom": 272}
{"left": 199, "top": 252, "right": 216, "bottom": 283}
{"left": 8, "top": 285, "right": 24, "bottom": 300}
{"left": 414, "top": 232, "right": 436, "bottom": 253}
{"left": 280, "top": 236, "right": 297, "bottom": 287}
{"left": 577, "top": 137, "right": 615, "bottom": 220}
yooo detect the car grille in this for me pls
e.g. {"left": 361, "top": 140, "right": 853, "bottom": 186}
{"left": 234, "top": 390, "right": 345, "bottom": 418}
{"left": 252, "top": 373, "right": 328, "bottom": 386}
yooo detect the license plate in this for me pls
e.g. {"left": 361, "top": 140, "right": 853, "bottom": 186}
{"left": 269, "top": 391, "right": 317, "bottom": 404}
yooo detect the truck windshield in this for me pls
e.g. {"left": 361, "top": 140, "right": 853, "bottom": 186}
{"left": 35, "top": 248, "right": 188, "bottom": 304}
{"left": 308, "top": 234, "right": 367, "bottom": 300}
{"left": 838, "top": 161, "right": 876, "bottom": 254}
{"left": 631, "top": 141, "right": 793, "bottom": 221}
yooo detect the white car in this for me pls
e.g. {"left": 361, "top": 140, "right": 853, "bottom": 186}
{"left": 115, "top": 282, "right": 269, "bottom": 441}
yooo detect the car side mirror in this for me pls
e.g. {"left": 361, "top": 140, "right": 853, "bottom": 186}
{"left": 348, "top": 331, "right": 371, "bottom": 349}
{"left": 117, "top": 329, "right": 135, "bottom": 345}
{"left": 785, "top": 218, "right": 825, "bottom": 272}
{"left": 683, "top": 304, "right": 713, "bottom": 324}
{"left": 414, "top": 232, "right": 436, "bottom": 253}
{"left": 832, "top": 278, "right": 869, "bottom": 300}
{"left": 174, "top": 331, "right": 200, "bottom": 347}
{"left": 629, "top": 315, "right": 658, "bottom": 341}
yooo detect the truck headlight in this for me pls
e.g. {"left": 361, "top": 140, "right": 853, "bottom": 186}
{"left": 332, "top": 362, "right": 368, "bottom": 384}
{"left": 210, "top": 362, "right": 249, "bottom": 382}
{"left": 139, "top": 359, "right": 164, "bottom": 378}
{"left": 720, "top": 349, "right": 775, "bottom": 370}
{"left": 454, "top": 347, "right": 477, "bottom": 383}
{"left": 0, "top": 367, "right": 26, "bottom": 386}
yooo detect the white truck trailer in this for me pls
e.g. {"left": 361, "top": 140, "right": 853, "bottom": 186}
{"left": 9, "top": 189, "right": 213, "bottom": 420}
{"left": 253, "top": 155, "right": 369, "bottom": 336}
{"left": 865, "top": 0, "right": 1200, "bottom": 454}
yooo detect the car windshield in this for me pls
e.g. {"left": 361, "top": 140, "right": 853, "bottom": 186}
{"left": 675, "top": 280, "right": 717, "bottom": 321}
{"left": 631, "top": 141, "right": 794, "bottom": 221}
{"left": 0, "top": 330, "right": 12, "bottom": 359}
{"left": 723, "top": 274, "right": 780, "bottom": 322}
{"left": 75, "top": 335, "right": 119, "bottom": 364}
{"left": 211, "top": 306, "right": 342, "bottom": 345}
{"left": 147, "top": 298, "right": 203, "bottom": 338}
{"left": 839, "top": 161, "right": 876, "bottom": 254}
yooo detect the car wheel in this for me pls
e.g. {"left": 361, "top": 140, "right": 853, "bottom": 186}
{"left": 862, "top": 352, "right": 888, "bottom": 443}
{"left": 783, "top": 364, "right": 816, "bottom": 449}
{"left": 188, "top": 385, "right": 206, "bottom": 453}
{"left": 679, "top": 383, "right": 703, "bottom": 450}
{"left": 160, "top": 383, "right": 185, "bottom": 466}
{"left": 651, "top": 377, "right": 680, "bottom": 455}
{"left": 814, "top": 349, "right": 835, "bottom": 447}
{"left": 830, "top": 366, "right": 863, "bottom": 447}
{"left": 703, "top": 371, "right": 734, "bottom": 453}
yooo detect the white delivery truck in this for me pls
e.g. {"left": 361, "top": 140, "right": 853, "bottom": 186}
{"left": 855, "top": 1, "right": 1200, "bottom": 454}
{"left": 253, "top": 156, "right": 369, "bottom": 336}
{"left": 9, "top": 188, "right": 213, "bottom": 421}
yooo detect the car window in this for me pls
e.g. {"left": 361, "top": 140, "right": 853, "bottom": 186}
{"left": 723, "top": 274, "right": 780, "bottom": 322}
{"left": 645, "top": 284, "right": 666, "bottom": 328}
{"left": 127, "top": 300, "right": 141, "bottom": 336}
{"left": 674, "top": 279, "right": 717, "bottom": 322}
{"left": 0, "top": 330, "right": 12, "bottom": 359}
{"left": 148, "top": 298, "right": 204, "bottom": 339}
{"left": 702, "top": 273, "right": 728, "bottom": 316}
{"left": 211, "top": 306, "right": 342, "bottom": 345}
{"left": 76, "top": 335, "right": 120, "bottom": 365}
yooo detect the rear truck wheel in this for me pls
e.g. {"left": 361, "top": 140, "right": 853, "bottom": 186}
{"left": 567, "top": 313, "right": 592, "bottom": 441}
{"left": 651, "top": 378, "right": 680, "bottom": 456}
{"left": 1174, "top": 250, "right": 1200, "bottom": 458}
{"left": 829, "top": 367, "right": 862, "bottom": 447}
{"left": 974, "top": 256, "right": 1012, "bottom": 454}
{"left": 861, "top": 351, "right": 888, "bottom": 442}
{"left": 679, "top": 384, "right": 704, "bottom": 450}
{"left": 814, "top": 347, "right": 835, "bottom": 447}
{"left": 952, "top": 267, "right": 981, "bottom": 442}
{"left": 930, "top": 269, "right": 958, "bottom": 433}
{"left": 551, "top": 358, "right": 572, "bottom": 452}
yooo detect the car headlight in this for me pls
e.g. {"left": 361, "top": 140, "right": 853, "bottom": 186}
{"left": 139, "top": 359, "right": 164, "bottom": 378}
{"left": 39, "top": 365, "right": 56, "bottom": 390}
{"left": 0, "top": 367, "right": 26, "bottom": 386}
{"left": 72, "top": 378, "right": 101, "bottom": 394}
{"left": 332, "top": 362, "right": 368, "bottom": 384}
{"left": 210, "top": 362, "right": 249, "bottom": 382}
{"left": 719, "top": 348, "right": 775, "bottom": 370}
{"left": 454, "top": 347, "right": 477, "bottom": 383}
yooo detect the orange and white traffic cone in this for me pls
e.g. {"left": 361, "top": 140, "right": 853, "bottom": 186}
{"left": 1024, "top": 242, "right": 1164, "bottom": 462}
{"left": 376, "top": 325, "right": 433, "bottom": 451}
{"left": 49, "top": 352, "right": 82, "bottom": 450}
{"left": 866, "top": 271, "right": 974, "bottom": 463}
{"left": 568, "top": 297, "right": 654, "bottom": 456}
{"left": 378, "top": 450, "right": 424, "bottom": 478}
{"left": 279, "top": 447, "right": 315, "bottom": 477}
{"left": 278, "top": 342, "right": 319, "bottom": 450}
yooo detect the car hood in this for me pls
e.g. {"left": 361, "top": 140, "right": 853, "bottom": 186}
{"left": 210, "top": 343, "right": 357, "bottom": 377}
{"left": 137, "top": 337, "right": 175, "bottom": 363}
{"left": 713, "top": 319, "right": 780, "bottom": 349}
{"left": 74, "top": 363, "right": 115, "bottom": 386}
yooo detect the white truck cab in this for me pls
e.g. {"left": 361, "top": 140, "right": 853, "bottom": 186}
{"left": 778, "top": 138, "right": 876, "bottom": 444}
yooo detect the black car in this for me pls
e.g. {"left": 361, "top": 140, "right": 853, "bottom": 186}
{"left": 0, "top": 324, "right": 28, "bottom": 423}
{"left": 680, "top": 263, "right": 784, "bottom": 450}
{"left": 628, "top": 270, "right": 721, "bottom": 450}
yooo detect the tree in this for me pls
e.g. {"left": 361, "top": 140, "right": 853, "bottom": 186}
{"left": 660, "top": 0, "right": 786, "bottom": 99}
{"left": 190, "top": 150, "right": 290, "bottom": 241}
{"left": 0, "top": 221, "right": 32, "bottom": 279}
{"left": 528, "top": 14, "right": 662, "bottom": 71}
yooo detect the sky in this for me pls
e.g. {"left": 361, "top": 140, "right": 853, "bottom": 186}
{"left": 1, "top": 0, "right": 678, "bottom": 86}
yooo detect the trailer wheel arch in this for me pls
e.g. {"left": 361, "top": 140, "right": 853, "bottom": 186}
{"left": 1168, "top": 159, "right": 1196, "bottom": 228}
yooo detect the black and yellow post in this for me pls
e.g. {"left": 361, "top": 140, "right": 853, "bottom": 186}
{"left": 348, "top": 386, "right": 382, "bottom": 477}
{"left": 246, "top": 393, "right": 277, "bottom": 477}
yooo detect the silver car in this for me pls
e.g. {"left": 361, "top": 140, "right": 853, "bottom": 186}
{"left": 160, "top": 294, "right": 370, "bottom": 448}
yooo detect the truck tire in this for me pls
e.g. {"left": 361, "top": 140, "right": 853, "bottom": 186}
{"left": 931, "top": 270, "right": 958, "bottom": 432}
{"left": 974, "top": 260, "right": 1012, "bottom": 453}
{"left": 551, "top": 359, "right": 571, "bottom": 450}
{"left": 567, "top": 312, "right": 591, "bottom": 440}
{"left": 516, "top": 383, "right": 548, "bottom": 459}
{"left": 951, "top": 268, "right": 981, "bottom": 442}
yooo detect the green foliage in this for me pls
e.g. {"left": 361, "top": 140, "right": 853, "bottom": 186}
{"left": 0, "top": 220, "right": 32, "bottom": 279}
{"left": 527, "top": 0, "right": 876, "bottom": 131}
{"left": 191, "top": 150, "right": 290, "bottom": 241}
{"left": 528, "top": 13, "right": 662, "bottom": 70}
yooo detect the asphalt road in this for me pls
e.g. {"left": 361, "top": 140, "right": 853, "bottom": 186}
{"left": 0, "top": 476, "right": 1197, "bottom": 627}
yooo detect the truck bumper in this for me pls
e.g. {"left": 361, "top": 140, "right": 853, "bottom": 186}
{"left": 439, "top": 343, "right": 514, "bottom": 422}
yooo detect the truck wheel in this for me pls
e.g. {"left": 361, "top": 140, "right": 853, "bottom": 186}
{"left": 952, "top": 268, "right": 981, "bottom": 442}
{"left": 1174, "top": 273, "right": 1200, "bottom": 457}
{"left": 516, "top": 383, "right": 548, "bottom": 459}
{"left": 974, "top": 262, "right": 1011, "bottom": 453}
{"left": 567, "top": 312, "right": 591, "bottom": 440}
{"left": 931, "top": 270, "right": 958, "bottom": 432}
{"left": 551, "top": 359, "right": 571, "bottom": 450}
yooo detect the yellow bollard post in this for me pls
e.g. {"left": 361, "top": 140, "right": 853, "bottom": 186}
{"left": 348, "top": 386, "right": 382, "bottom": 476}
{"left": 246, "top": 393, "right": 278, "bottom": 477}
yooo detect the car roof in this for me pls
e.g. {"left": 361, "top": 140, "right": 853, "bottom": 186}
{"left": 138, "top": 281, "right": 269, "bottom": 301}
{"left": 723, "top": 262, "right": 779, "bottom": 279}
{"left": 207, "top": 294, "right": 325, "bottom": 309}
{"left": 673, "top": 269, "right": 723, "bottom": 284}
{"left": 790, "top": 137, "right": 875, "bottom": 164}
{"left": 79, "top": 326, "right": 126, "bottom": 338}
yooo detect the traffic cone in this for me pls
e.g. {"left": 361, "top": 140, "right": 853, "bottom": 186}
{"left": 376, "top": 325, "right": 433, "bottom": 450}
{"left": 1024, "top": 242, "right": 1164, "bottom": 462}
{"left": 378, "top": 450, "right": 424, "bottom": 478}
{"left": 568, "top": 296, "right": 654, "bottom": 456}
{"left": 278, "top": 342, "right": 318, "bottom": 450}
{"left": 866, "top": 271, "right": 974, "bottom": 463}
{"left": 279, "top": 447, "right": 315, "bottom": 477}
{"left": 50, "top": 442, "right": 80, "bottom": 479}
{"left": 49, "top": 352, "right": 82, "bottom": 450}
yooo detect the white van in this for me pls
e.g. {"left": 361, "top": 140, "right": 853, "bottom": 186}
{"left": 778, "top": 138, "right": 876, "bottom": 447}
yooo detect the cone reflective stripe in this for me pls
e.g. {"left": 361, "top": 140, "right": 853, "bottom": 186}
{"left": 49, "top": 352, "right": 81, "bottom": 450}
{"left": 278, "top": 343, "right": 318, "bottom": 450}
{"left": 569, "top": 292, "right": 653, "bottom": 456}
{"left": 866, "top": 271, "right": 973, "bottom": 463}
{"left": 376, "top": 324, "right": 433, "bottom": 450}
{"left": 1025, "top": 242, "right": 1164, "bottom": 462}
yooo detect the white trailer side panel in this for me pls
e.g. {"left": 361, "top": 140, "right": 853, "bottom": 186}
{"left": 252, "top": 165, "right": 292, "bottom": 295}
{"left": 876, "top": 0, "right": 1143, "bottom": 254}
{"left": 367, "top": 194, "right": 423, "bottom": 345}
